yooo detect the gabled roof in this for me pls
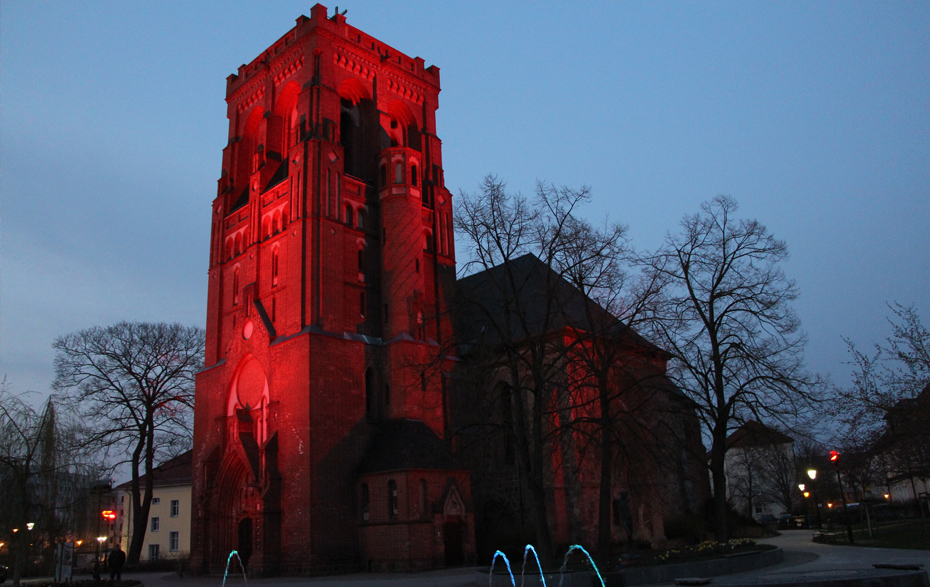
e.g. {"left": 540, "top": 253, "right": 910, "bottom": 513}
{"left": 726, "top": 420, "right": 794, "bottom": 449}
{"left": 356, "top": 419, "right": 463, "bottom": 475}
{"left": 455, "top": 253, "right": 657, "bottom": 353}
{"left": 115, "top": 450, "right": 192, "bottom": 490}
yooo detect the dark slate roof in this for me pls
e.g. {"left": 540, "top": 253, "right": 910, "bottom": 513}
{"left": 356, "top": 419, "right": 463, "bottom": 475}
{"left": 726, "top": 420, "right": 794, "bottom": 449}
{"left": 115, "top": 450, "right": 192, "bottom": 490}
{"left": 455, "top": 253, "right": 657, "bottom": 352}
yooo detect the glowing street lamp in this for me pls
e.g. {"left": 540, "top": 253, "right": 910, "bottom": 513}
{"left": 807, "top": 469, "right": 817, "bottom": 480}
{"left": 26, "top": 522, "right": 35, "bottom": 531}
{"left": 798, "top": 483, "right": 806, "bottom": 492}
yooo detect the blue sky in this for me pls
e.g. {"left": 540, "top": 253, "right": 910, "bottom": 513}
{"left": 2, "top": 1, "right": 928, "bottom": 421}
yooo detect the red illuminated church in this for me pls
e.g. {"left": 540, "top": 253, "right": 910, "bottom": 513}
{"left": 191, "top": 5, "right": 707, "bottom": 576}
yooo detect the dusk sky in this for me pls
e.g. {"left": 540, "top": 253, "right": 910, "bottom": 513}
{"left": 2, "top": 1, "right": 928, "bottom": 428}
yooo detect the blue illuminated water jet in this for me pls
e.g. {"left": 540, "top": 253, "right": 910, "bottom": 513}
{"left": 487, "top": 544, "right": 605, "bottom": 587}
{"left": 221, "top": 550, "right": 248, "bottom": 587}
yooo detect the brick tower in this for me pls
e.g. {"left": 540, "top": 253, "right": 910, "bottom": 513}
{"left": 191, "top": 5, "right": 473, "bottom": 574}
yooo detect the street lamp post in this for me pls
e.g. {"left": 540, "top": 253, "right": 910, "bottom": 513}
{"left": 799, "top": 483, "right": 811, "bottom": 529}
{"left": 808, "top": 469, "right": 823, "bottom": 528}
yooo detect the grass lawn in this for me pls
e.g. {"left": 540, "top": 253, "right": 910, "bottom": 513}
{"left": 816, "top": 519, "right": 930, "bottom": 550}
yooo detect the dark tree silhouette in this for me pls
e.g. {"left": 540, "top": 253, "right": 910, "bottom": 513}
{"left": 53, "top": 322, "right": 204, "bottom": 565}
{"left": 642, "top": 195, "right": 817, "bottom": 541}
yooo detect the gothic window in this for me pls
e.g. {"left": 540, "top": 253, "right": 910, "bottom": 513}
{"left": 233, "top": 267, "right": 240, "bottom": 306}
{"left": 424, "top": 231, "right": 434, "bottom": 253}
{"left": 388, "top": 480, "right": 398, "bottom": 519}
{"left": 394, "top": 161, "right": 404, "bottom": 184}
{"left": 345, "top": 204, "right": 353, "bottom": 225}
{"left": 262, "top": 216, "right": 271, "bottom": 240}
{"left": 357, "top": 248, "right": 365, "bottom": 278}
{"left": 360, "top": 483, "right": 370, "bottom": 522}
{"left": 357, "top": 209, "right": 365, "bottom": 230}
{"left": 271, "top": 246, "right": 279, "bottom": 287}
{"left": 411, "top": 165, "right": 418, "bottom": 187}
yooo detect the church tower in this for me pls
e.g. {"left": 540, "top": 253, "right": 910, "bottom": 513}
{"left": 191, "top": 5, "right": 472, "bottom": 574}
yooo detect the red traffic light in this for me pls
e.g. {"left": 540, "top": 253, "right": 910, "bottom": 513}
{"left": 101, "top": 510, "right": 116, "bottom": 521}
{"left": 829, "top": 450, "right": 839, "bottom": 462}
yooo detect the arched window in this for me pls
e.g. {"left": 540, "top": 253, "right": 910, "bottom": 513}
{"left": 388, "top": 480, "right": 398, "bottom": 519}
{"left": 232, "top": 266, "right": 240, "bottom": 306}
{"left": 345, "top": 204, "right": 353, "bottom": 225}
{"left": 357, "top": 209, "right": 365, "bottom": 230}
{"left": 394, "top": 162, "right": 404, "bottom": 184}
{"left": 360, "top": 483, "right": 370, "bottom": 522}
{"left": 411, "top": 165, "right": 418, "bottom": 187}
{"left": 271, "top": 246, "right": 279, "bottom": 287}
{"left": 262, "top": 217, "right": 271, "bottom": 240}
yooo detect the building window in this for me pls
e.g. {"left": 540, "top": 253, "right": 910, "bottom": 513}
{"left": 411, "top": 165, "right": 418, "bottom": 187}
{"left": 394, "top": 162, "right": 404, "bottom": 184}
{"left": 169, "top": 532, "right": 179, "bottom": 552}
{"left": 233, "top": 267, "right": 240, "bottom": 306}
{"left": 148, "top": 544, "right": 160, "bottom": 561}
{"left": 152, "top": 498, "right": 160, "bottom": 505}
{"left": 272, "top": 247, "right": 280, "bottom": 287}
{"left": 170, "top": 500, "right": 180, "bottom": 517}
{"left": 151, "top": 517, "right": 160, "bottom": 532}
{"left": 361, "top": 483, "right": 370, "bottom": 522}
{"left": 388, "top": 480, "right": 398, "bottom": 519}
{"left": 419, "top": 479, "right": 427, "bottom": 519}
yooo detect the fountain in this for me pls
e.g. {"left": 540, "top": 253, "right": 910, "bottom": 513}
{"left": 221, "top": 550, "right": 248, "bottom": 587}
{"left": 487, "top": 544, "right": 606, "bottom": 587}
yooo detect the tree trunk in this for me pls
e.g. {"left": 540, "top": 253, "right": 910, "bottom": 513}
{"left": 597, "top": 375, "right": 613, "bottom": 560}
{"left": 710, "top": 443, "right": 729, "bottom": 542}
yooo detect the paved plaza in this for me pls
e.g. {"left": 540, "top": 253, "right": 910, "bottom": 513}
{"left": 109, "top": 531, "right": 929, "bottom": 587}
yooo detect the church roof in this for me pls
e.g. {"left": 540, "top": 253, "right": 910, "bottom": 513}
{"left": 356, "top": 419, "right": 463, "bottom": 475}
{"left": 726, "top": 420, "right": 794, "bottom": 449}
{"left": 455, "top": 253, "right": 658, "bottom": 353}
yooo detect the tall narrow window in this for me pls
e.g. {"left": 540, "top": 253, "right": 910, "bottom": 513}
{"left": 395, "top": 162, "right": 404, "bottom": 184}
{"left": 169, "top": 531, "right": 180, "bottom": 552}
{"left": 388, "top": 480, "right": 398, "bottom": 519}
{"left": 411, "top": 165, "right": 418, "bottom": 187}
{"left": 419, "top": 479, "right": 427, "bottom": 519}
{"left": 271, "top": 247, "right": 279, "bottom": 287}
{"left": 232, "top": 267, "right": 240, "bottom": 306}
{"left": 365, "top": 368, "right": 374, "bottom": 415}
{"left": 361, "top": 483, "right": 370, "bottom": 522}
{"left": 326, "top": 169, "right": 332, "bottom": 217}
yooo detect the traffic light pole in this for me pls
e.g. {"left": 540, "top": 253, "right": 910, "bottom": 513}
{"left": 833, "top": 457, "right": 855, "bottom": 545}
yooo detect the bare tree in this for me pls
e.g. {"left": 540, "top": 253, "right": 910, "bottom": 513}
{"left": 0, "top": 387, "right": 100, "bottom": 586}
{"left": 52, "top": 322, "right": 204, "bottom": 565}
{"left": 641, "top": 195, "right": 816, "bottom": 541}
{"left": 454, "top": 176, "right": 684, "bottom": 561}
{"left": 837, "top": 303, "right": 930, "bottom": 432}
{"left": 836, "top": 304, "right": 930, "bottom": 505}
